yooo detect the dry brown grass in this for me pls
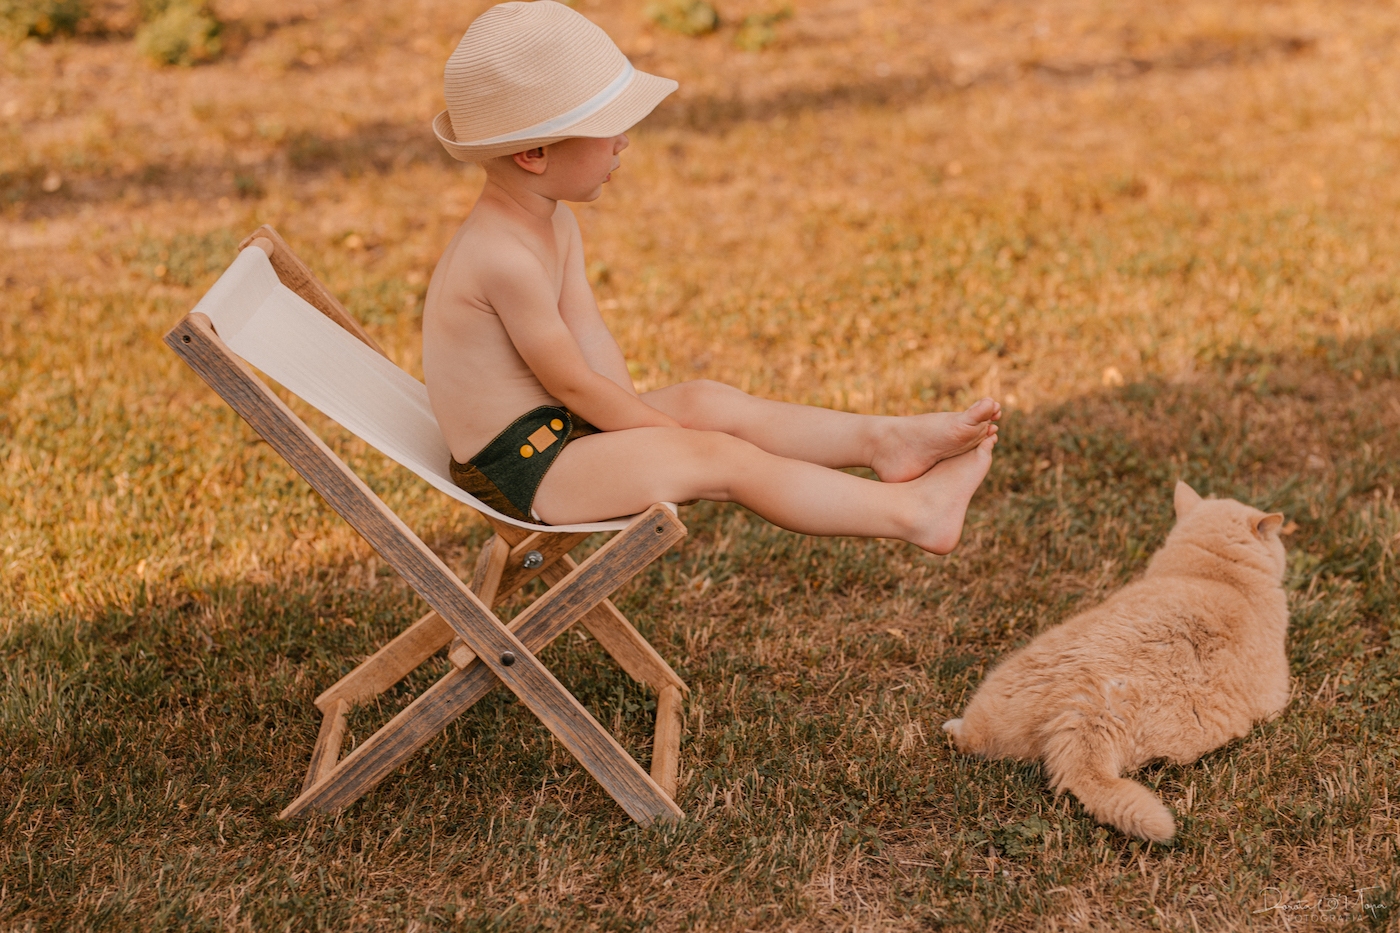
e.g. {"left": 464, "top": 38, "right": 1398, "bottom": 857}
{"left": 3, "top": 1, "right": 1400, "bottom": 930}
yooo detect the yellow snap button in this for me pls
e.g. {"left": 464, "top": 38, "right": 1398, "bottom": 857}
{"left": 520, "top": 445, "right": 534, "bottom": 458}
{"left": 550, "top": 418, "right": 563, "bottom": 431}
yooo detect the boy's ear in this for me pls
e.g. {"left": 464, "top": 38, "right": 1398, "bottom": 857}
{"left": 512, "top": 146, "right": 548, "bottom": 175}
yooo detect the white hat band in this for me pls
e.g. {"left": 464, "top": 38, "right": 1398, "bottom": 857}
{"left": 455, "top": 61, "right": 636, "bottom": 147}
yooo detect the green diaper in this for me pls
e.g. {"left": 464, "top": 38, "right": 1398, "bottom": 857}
{"left": 449, "top": 406, "right": 600, "bottom": 524}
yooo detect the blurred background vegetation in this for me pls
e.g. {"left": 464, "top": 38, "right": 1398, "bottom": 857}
{"left": 2, "top": 0, "right": 221, "bottom": 64}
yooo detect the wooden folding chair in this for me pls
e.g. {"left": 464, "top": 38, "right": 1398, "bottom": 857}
{"left": 164, "top": 225, "right": 688, "bottom": 824}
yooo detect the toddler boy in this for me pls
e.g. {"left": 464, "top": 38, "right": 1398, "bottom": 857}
{"left": 423, "top": 0, "right": 998, "bottom": 553}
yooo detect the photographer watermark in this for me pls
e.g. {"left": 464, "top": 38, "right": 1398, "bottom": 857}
{"left": 1253, "top": 885, "right": 1394, "bottom": 922}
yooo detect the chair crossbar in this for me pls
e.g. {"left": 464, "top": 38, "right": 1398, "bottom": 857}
{"left": 284, "top": 506, "right": 683, "bottom": 819}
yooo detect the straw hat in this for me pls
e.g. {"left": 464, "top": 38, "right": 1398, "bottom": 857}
{"left": 433, "top": 1, "right": 678, "bottom": 162}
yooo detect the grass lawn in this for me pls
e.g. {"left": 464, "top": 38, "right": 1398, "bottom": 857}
{"left": 3, "top": 0, "right": 1399, "bottom": 929}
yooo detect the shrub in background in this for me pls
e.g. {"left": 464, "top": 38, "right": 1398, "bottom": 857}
{"left": 1, "top": 0, "right": 221, "bottom": 64}
{"left": 135, "top": 0, "right": 220, "bottom": 65}
{"left": 734, "top": 6, "right": 792, "bottom": 52}
{"left": 0, "top": 0, "right": 91, "bottom": 43}
{"left": 645, "top": 0, "right": 719, "bottom": 37}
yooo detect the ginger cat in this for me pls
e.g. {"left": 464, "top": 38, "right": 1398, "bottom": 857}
{"left": 943, "top": 481, "right": 1290, "bottom": 843}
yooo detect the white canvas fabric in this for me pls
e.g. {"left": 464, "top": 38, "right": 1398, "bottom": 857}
{"left": 190, "top": 246, "right": 644, "bottom": 533}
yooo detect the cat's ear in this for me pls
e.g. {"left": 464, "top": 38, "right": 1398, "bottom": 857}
{"left": 1174, "top": 481, "right": 1203, "bottom": 518}
{"left": 1255, "top": 513, "right": 1284, "bottom": 538}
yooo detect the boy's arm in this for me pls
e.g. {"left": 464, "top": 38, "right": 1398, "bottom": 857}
{"left": 557, "top": 210, "right": 636, "bottom": 395}
{"left": 484, "top": 249, "right": 678, "bottom": 432}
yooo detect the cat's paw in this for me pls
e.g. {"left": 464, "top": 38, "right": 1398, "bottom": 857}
{"left": 942, "top": 718, "right": 964, "bottom": 737}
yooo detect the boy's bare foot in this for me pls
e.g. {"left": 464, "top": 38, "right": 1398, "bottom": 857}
{"left": 904, "top": 434, "right": 996, "bottom": 555}
{"left": 871, "top": 398, "right": 1001, "bottom": 484}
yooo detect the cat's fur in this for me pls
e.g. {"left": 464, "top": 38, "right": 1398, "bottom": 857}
{"left": 943, "top": 482, "right": 1290, "bottom": 843}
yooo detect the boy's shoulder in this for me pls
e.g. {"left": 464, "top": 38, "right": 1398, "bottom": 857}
{"left": 438, "top": 200, "right": 582, "bottom": 295}
{"left": 459, "top": 198, "right": 580, "bottom": 258}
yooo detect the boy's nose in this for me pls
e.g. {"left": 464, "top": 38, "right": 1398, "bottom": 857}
{"left": 615, "top": 133, "right": 630, "bottom": 153}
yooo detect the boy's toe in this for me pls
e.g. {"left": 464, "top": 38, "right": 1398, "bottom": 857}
{"left": 964, "top": 398, "right": 999, "bottom": 423}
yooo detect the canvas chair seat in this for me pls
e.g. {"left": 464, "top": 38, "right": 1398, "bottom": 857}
{"left": 165, "top": 225, "right": 688, "bottom": 824}
{"left": 188, "top": 238, "right": 650, "bottom": 534}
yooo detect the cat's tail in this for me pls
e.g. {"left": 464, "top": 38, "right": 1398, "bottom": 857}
{"left": 1041, "top": 719, "right": 1175, "bottom": 844}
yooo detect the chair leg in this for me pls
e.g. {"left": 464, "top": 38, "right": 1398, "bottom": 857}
{"left": 283, "top": 661, "right": 493, "bottom": 817}
{"left": 651, "top": 685, "right": 683, "bottom": 799}
{"left": 314, "top": 609, "right": 453, "bottom": 711}
{"left": 316, "top": 528, "right": 560, "bottom": 708}
{"left": 312, "top": 534, "right": 511, "bottom": 712}
{"left": 449, "top": 533, "right": 510, "bottom": 668}
{"left": 487, "top": 512, "right": 687, "bottom": 695}
{"left": 293, "top": 534, "right": 511, "bottom": 808}
{"left": 295, "top": 531, "right": 613, "bottom": 787}
{"left": 302, "top": 697, "right": 350, "bottom": 793}
{"left": 538, "top": 555, "right": 687, "bottom": 696}
{"left": 283, "top": 506, "right": 687, "bottom": 823}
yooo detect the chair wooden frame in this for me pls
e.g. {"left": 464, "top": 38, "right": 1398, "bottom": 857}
{"left": 163, "top": 226, "right": 688, "bottom": 824}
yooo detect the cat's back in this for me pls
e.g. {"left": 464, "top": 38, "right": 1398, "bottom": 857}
{"left": 1138, "top": 496, "right": 1291, "bottom": 687}
{"left": 990, "top": 573, "right": 1250, "bottom": 680}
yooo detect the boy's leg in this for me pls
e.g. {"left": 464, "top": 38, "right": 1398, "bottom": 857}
{"left": 532, "top": 426, "right": 996, "bottom": 554}
{"left": 641, "top": 380, "right": 999, "bottom": 483}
